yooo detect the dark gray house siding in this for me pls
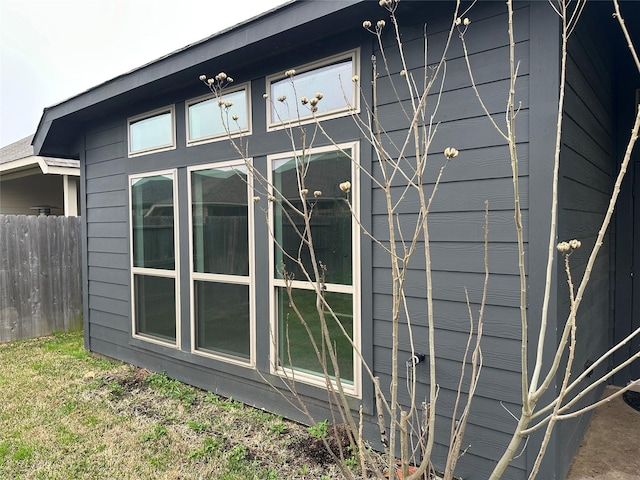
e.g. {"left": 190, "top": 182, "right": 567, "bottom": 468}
{"left": 76, "top": 1, "right": 380, "bottom": 440}
{"left": 613, "top": 3, "right": 640, "bottom": 386}
{"left": 371, "top": 3, "right": 533, "bottom": 479}
{"left": 554, "top": 5, "right": 617, "bottom": 479}
{"left": 81, "top": 105, "right": 374, "bottom": 415}
{"left": 83, "top": 121, "right": 129, "bottom": 352}
{"left": 33, "top": 2, "right": 640, "bottom": 479}
{"left": 76, "top": 5, "right": 533, "bottom": 474}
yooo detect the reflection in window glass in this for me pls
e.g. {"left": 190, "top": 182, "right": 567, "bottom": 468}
{"left": 131, "top": 175, "right": 175, "bottom": 270}
{"left": 272, "top": 149, "right": 352, "bottom": 285}
{"left": 188, "top": 89, "right": 249, "bottom": 143}
{"left": 277, "top": 288, "right": 353, "bottom": 382}
{"left": 130, "top": 110, "right": 173, "bottom": 154}
{"left": 190, "top": 163, "right": 252, "bottom": 363}
{"left": 195, "top": 281, "right": 250, "bottom": 358}
{"left": 270, "top": 59, "right": 354, "bottom": 124}
{"left": 135, "top": 274, "right": 176, "bottom": 342}
{"left": 191, "top": 167, "right": 248, "bottom": 275}
{"left": 130, "top": 171, "right": 178, "bottom": 346}
{"left": 271, "top": 146, "right": 355, "bottom": 385}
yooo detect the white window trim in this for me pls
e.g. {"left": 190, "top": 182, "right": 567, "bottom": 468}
{"left": 266, "top": 49, "right": 360, "bottom": 131}
{"left": 129, "top": 169, "right": 181, "bottom": 348}
{"left": 185, "top": 83, "right": 252, "bottom": 147}
{"left": 187, "top": 160, "right": 256, "bottom": 367}
{"left": 267, "top": 142, "right": 361, "bottom": 397}
{"left": 127, "top": 105, "right": 176, "bottom": 158}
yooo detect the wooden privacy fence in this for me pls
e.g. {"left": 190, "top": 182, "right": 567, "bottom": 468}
{"left": 0, "top": 215, "right": 82, "bottom": 342}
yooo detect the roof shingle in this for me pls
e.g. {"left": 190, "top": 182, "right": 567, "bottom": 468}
{"left": 1, "top": 134, "right": 79, "bottom": 168}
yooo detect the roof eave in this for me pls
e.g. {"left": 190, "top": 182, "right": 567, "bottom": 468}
{"left": 0, "top": 155, "right": 80, "bottom": 178}
{"left": 33, "top": 0, "right": 363, "bottom": 158}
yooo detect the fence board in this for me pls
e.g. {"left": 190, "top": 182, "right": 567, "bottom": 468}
{"left": 0, "top": 215, "right": 82, "bottom": 342}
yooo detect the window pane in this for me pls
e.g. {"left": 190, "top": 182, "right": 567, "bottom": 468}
{"left": 131, "top": 175, "right": 175, "bottom": 270}
{"left": 191, "top": 167, "right": 248, "bottom": 275}
{"left": 273, "top": 149, "right": 352, "bottom": 285}
{"left": 130, "top": 111, "right": 173, "bottom": 153}
{"left": 271, "top": 60, "right": 353, "bottom": 123}
{"left": 195, "top": 281, "right": 250, "bottom": 359}
{"left": 189, "top": 90, "right": 248, "bottom": 142}
{"left": 135, "top": 274, "right": 176, "bottom": 342}
{"left": 277, "top": 288, "right": 353, "bottom": 382}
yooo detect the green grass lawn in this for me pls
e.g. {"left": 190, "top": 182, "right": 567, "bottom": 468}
{"left": 0, "top": 331, "right": 349, "bottom": 480}
{"left": 278, "top": 288, "right": 354, "bottom": 382}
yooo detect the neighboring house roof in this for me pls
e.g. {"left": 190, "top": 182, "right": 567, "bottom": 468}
{"left": 0, "top": 135, "right": 80, "bottom": 179}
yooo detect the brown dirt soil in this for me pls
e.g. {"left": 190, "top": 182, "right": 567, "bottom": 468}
{"left": 104, "top": 366, "right": 152, "bottom": 391}
{"left": 566, "top": 386, "right": 640, "bottom": 480}
{"left": 289, "top": 422, "right": 354, "bottom": 465}
{"left": 100, "top": 366, "right": 359, "bottom": 478}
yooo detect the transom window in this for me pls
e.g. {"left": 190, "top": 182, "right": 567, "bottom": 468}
{"left": 130, "top": 170, "right": 179, "bottom": 346}
{"left": 267, "top": 50, "right": 359, "bottom": 128}
{"left": 186, "top": 85, "right": 251, "bottom": 145}
{"left": 189, "top": 162, "right": 254, "bottom": 364}
{"left": 269, "top": 143, "right": 360, "bottom": 394}
{"left": 128, "top": 106, "right": 176, "bottom": 157}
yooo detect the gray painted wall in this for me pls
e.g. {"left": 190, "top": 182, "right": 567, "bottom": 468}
{"left": 370, "top": 3, "right": 532, "bottom": 478}
{"left": 613, "top": 4, "right": 640, "bottom": 387}
{"left": 75, "top": 2, "right": 620, "bottom": 478}
{"left": 80, "top": 9, "right": 378, "bottom": 455}
{"left": 554, "top": 4, "right": 616, "bottom": 479}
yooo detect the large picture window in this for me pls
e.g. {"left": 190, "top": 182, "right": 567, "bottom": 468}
{"left": 267, "top": 50, "right": 359, "bottom": 129}
{"left": 128, "top": 106, "right": 176, "bottom": 157}
{"left": 186, "top": 85, "right": 251, "bottom": 146}
{"left": 189, "top": 162, "right": 254, "bottom": 364}
{"left": 130, "top": 170, "right": 179, "bottom": 345}
{"left": 269, "top": 144, "right": 359, "bottom": 394}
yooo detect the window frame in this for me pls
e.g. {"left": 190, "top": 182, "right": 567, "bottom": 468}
{"left": 266, "top": 49, "right": 360, "bottom": 131}
{"left": 187, "top": 160, "right": 256, "bottom": 367}
{"left": 127, "top": 106, "right": 176, "bottom": 157}
{"left": 129, "top": 169, "right": 180, "bottom": 348}
{"left": 185, "top": 83, "right": 252, "bottom": 147}
{"left": 267, "top": 142, "right": 361, "bottom": 397}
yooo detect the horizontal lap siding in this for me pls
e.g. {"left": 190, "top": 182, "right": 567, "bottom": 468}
{"left": 373, "top": 268, "right": 523, "bottom": 307}
{"left": 381, "top": 3, "right": 530, "bottom": 76}
{"left": 371, "top": 4, "right": 530, "bottom": 478}
{"left": 374, "top": 296, "right": 523, "bottom": 340}
{"left": 372, "top": 321, "right": 521, "bottom": 373}
{"left": 76, "top": 31, "right": 380, "bottom": 464}
{"left": 75, "top": 4, "right": 539, "bottom": 479}
{"left": 372, "top": 177, "right": 528, "bottom": 213}
{"left": 372, "top": 210, "right": 529, "bottom": 243}
{"left": 561, "top": 7, "right": 614, "bottom": 395}
{"left": 372, "top": 241, "right": 522, "bottom": 275}
{"left": 84, "top": 124, "right": 130, "bottom": 342}
{"left": 555, "top": 6, "right": 615, "bottom": 479}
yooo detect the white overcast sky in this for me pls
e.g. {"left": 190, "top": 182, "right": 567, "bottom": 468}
{"left": 0, "top": 0, "right": 286, "bottom": 147}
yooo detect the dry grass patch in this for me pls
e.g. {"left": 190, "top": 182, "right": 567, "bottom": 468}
{"left": 0, "top": 331, "right": 361, "bottom": 479}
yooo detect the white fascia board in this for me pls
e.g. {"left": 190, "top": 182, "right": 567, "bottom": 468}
{"left": 0, "top": 167, "right": 42, "bottom": 181}
{"left": 0, "top": 156, "right": 41, "bottom": 174}
{"left": 0, "top": 155, "right": 80, "bottom": 178}
{"left": 42, "top": 165, "right": 80, "bottom": 176}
